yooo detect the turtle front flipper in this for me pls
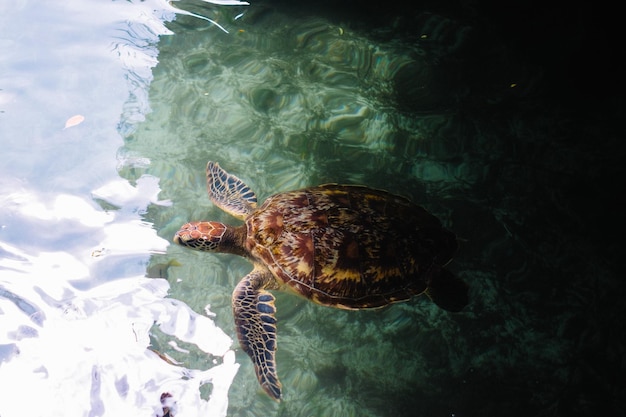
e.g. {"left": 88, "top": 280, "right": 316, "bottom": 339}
{"left": 232, "top": 267, "right": 282, "bottom": 400}
{"left": 207, "top": 161, "right": 258, "bottom": 220}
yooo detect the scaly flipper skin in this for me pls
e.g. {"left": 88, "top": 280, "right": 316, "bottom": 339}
{"left": 232, "top": 268, "right": 282, "bottom": 400}
{"left": 207, "top": 161, "right": 257, "bottom": 220}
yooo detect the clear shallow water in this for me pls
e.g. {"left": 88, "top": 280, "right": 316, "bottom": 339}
{"left": 1, "top": 1, "right": 623, "bottom": 417}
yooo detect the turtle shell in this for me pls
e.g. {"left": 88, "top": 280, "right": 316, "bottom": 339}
{"left": 245, "top": 184, "right": 458, "bottom": 309}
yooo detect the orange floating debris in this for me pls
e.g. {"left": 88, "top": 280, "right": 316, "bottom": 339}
{"left": 64, "top": 114, "right": 85, "bottom": 129}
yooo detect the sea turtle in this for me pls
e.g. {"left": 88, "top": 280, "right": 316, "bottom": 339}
{"left": 174, "top": 161, "right": 468, "bottom": 400}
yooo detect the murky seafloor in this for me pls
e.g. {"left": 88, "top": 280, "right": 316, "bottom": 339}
{"left": 1, "top": 1, "right": 623, "bottom": 417}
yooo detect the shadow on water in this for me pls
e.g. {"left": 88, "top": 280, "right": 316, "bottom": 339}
{"left": 118, "top": 1, "right": 624, "bottom": 417}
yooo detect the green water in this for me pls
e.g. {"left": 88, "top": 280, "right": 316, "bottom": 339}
{"left": 118, "top": 2, "right": 623, "bottom": 417}
{"left": 0, "top": 0, "right": 626, "bottom": 417}
{"left": 2, "top": 0, "right": 619, "bottom": 416}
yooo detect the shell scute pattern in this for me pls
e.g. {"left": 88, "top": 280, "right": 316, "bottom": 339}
{"left": 245, "top": 184, "right": 450, "bottom": 308}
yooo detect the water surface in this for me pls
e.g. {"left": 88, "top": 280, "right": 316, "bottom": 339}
{"left": 1, "top": 1, "right": 623, "bottom": 417}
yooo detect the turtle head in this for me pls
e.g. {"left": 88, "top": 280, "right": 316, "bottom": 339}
{"left": 174, "top": 221, "right": 230, "bottom": 252}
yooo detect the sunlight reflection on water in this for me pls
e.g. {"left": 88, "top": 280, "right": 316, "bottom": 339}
{"left": 1, "top": 0, "right": 249, "bottom": 416}
{"left": 0, "top": 176, "right": 240, "bottom": 416}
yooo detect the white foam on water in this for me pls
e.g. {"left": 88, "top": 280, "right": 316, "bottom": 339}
{"left": 0, "top": 178, "right": 239, "bottom": 417}
{"left": 0, "top": 273, "right": 239, "bottom": 417}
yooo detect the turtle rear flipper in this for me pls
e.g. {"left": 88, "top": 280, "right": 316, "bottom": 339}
{"left": 426, "top": 268, "right": 468, "bottom": 312}
{"left": 232, "top": 268, "right": 282, "bottom": 400}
